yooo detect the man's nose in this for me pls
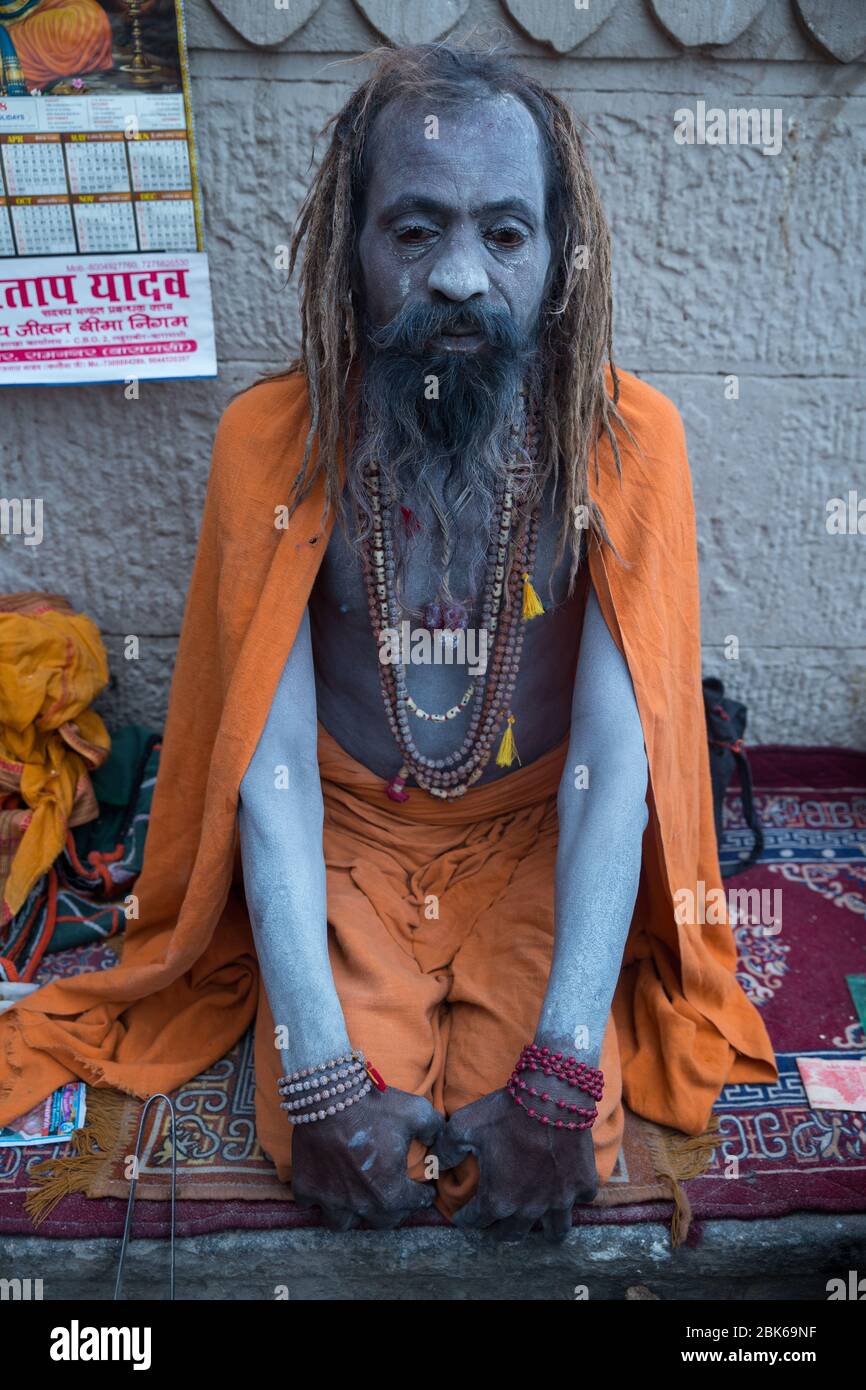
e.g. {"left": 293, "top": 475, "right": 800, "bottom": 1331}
{"left": 427, "top": 231, "right": 490, "bottom": 302}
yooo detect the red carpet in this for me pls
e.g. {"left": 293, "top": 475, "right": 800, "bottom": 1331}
{"left": 684, "top": 744, "right": 866, "bottom": 1220}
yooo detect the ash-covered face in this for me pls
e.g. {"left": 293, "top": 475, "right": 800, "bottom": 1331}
{"left": 350, "top": 92, "right": 555, "bottom": 596}
{"left": 357, "top": 92, "right": 553, "bottom": 351}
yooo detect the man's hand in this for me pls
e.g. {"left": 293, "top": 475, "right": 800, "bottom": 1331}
{"left": 291, "top": 1086, "right": 443, "bottom": 1231}
{"left": 432, "top": 1087, "right": 598, "bottom": 1242}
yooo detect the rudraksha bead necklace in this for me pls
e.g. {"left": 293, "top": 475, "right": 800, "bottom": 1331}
{"left": 360, "top": 390, "right": 546, "bottom": 801}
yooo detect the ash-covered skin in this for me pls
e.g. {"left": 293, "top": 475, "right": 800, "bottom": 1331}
{"left": 237, "top": 94, "right": 649, "bottom": 1241}
{"left": 291, "top": 1089, "right": 443, "bottom": 1232}
{"left": 356, "top": 93, "right": 552, "bottom": 352}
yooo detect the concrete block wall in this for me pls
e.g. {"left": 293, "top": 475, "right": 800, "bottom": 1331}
{"left": 3, "top": 0, "right": 864, "bottom": 745}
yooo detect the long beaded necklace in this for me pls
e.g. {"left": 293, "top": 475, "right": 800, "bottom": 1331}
{"left": 360, "top": 389, "right": 546, "bottom": 802}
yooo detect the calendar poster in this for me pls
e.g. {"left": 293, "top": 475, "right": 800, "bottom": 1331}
{"left": 0, "top": 0, "right": 216, "bottom": 385}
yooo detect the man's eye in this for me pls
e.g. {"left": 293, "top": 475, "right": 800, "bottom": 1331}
{"left": 395, "top": 225, "right": 436, "bottom": 245}
{"left": 487, "top": 226, "right": 526, "bottom": 248}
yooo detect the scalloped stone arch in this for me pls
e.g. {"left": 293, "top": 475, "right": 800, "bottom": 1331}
{"left": 352, "top": 0, "right": 471, "bottom": 46}
{"left": 499, "top": 0, "right": 621, "bottom": 54}
{"left": 207, "top": 0, "right": 325, "bottom": 47}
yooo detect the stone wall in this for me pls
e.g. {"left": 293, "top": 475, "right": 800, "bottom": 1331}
{"left": 3, "top": 0, "right": 864, "bottom": 745}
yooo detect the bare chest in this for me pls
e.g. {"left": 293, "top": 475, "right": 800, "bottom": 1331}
{"left": 309, "top": 484, "right": 587, "bottom": 782}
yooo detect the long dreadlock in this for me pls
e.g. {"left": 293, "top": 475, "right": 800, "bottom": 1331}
{"left": 274, "top": 41, "right": 628, "bottom": 589}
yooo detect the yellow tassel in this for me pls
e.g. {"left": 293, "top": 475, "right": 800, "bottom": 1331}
{"left": 24, "top": 1086, "right": 131, "bottom": 1226}
{"left": 496, "top": 714, "right": 520, "bottom": 768}
{"left": 522, "top": 572, "right": 544, "bottom": 619}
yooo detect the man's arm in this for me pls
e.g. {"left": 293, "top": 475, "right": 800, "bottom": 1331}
{"left": 539, "top": 581, "right": 649, "bottom": 1062}
{"left": 238, "top": 607, "right": 350, "bottom": 1077}
{"left": 433, "top": 579, "right": 649, "bottom": 1240}
{"left": 237, "top": 609, "right": 441, "bottom": 1229}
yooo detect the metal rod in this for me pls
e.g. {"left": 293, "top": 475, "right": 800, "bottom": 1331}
{"left": 114, "top": 1092, "right": 176, "bottom": 1300}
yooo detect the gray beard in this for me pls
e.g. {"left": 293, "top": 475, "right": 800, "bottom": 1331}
{"left": 349, "top": 351, "right": 538, "bottom": 603}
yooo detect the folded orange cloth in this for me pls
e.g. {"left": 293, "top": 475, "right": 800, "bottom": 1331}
{"left": 0, "top": 592, "right": 110, "bottom": 947}
{"left": 0, "top": 371, "right": 777, "bottom": 1191}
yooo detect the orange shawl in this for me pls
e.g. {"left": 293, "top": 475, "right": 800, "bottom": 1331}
{"left": 0, "top": 369, "right": 777, "bottom": 1146}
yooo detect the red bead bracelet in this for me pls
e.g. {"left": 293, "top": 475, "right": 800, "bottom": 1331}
{"left": 507, "top": 1043, "right": 604, "bottom": 1132}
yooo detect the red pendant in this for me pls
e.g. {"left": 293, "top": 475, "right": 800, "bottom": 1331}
{"left": 365, "top": 1062, "right": 387, "bottom": 1092}
{"left": 385, "top": 766, "right": 410, "bottom": 802}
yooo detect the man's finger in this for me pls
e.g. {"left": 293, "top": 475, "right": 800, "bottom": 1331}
{"left": 430, "top": 1125, "right": 475, "bottom": 1172}
{"left": 319, "top": 1205, "right": 360, "bottom": 1232}
{"left": 451, "top": 1194, "right": 501, "bottom": 1230}
{"left": 363, "top": 1208, "right": 412, "bottom": 1231}
{"left": 488, "top": 1211, "right": 535, "bottom": 1243}
{"left": 542, "top": 1207, "right": 572, "bottom": 1243}
{"left": 410, "top": 1100, "right": 445, "bottom": 1148}
{"left": 398, "top": 1176, "right": 436, "bottom": 1211}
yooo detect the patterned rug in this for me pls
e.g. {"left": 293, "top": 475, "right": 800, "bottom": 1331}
{"left": 1, "top": 744, "right": 863, "bottom": 1236}
{"left": 688, "top": 744, "right": 866, "bottom": 1217}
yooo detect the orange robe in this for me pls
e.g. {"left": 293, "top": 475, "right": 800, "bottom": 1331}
{"left": 0, "top": 369, "right": 777, "bottom": 1215}
{"left": 4, "top": 0, "right": 113, "bottom": 88}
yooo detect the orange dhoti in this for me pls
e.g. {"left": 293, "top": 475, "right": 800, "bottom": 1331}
{"left": 4, "top": 0, "right": 113, "bottom": 89}
{"left": 254, "top": 727, "right": 624, "bottom": 1217}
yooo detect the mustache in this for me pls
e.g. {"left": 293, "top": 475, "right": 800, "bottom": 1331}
{"left": 366, "top": 299, "right": 533, "bottom": 358}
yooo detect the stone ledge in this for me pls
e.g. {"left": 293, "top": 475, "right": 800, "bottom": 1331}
{"left": 2, "top": 1215, "right": 865, "bottom": 1300}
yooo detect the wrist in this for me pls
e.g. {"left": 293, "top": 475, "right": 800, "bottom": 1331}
{"left": 532, "top": 1027, "right": 601, "bottom": 1070}
{"left": 276, "top": 1020, "right": 353, "bottom": 1079}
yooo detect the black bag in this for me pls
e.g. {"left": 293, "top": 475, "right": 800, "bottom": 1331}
{"left": 702, "top": 676, "right": 764, "bottom": 877}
